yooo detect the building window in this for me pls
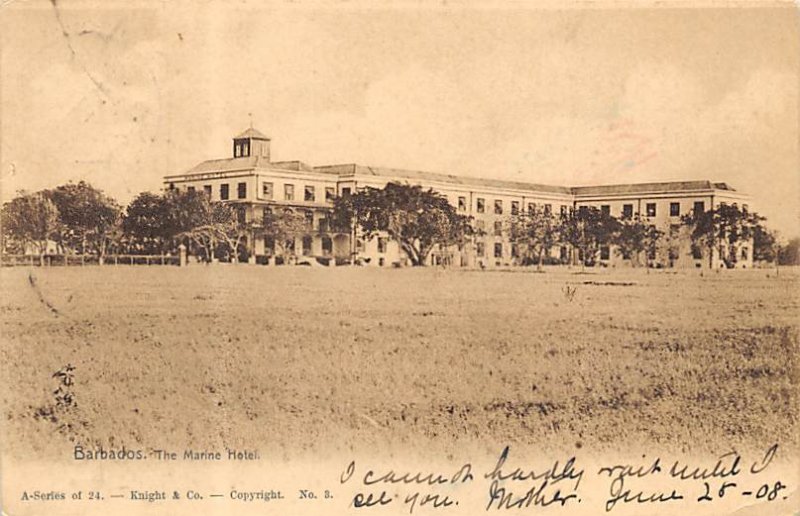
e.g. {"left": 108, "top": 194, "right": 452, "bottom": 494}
{"left": 670, "top": 202, "right": 680, "bottom": 217}
{"left": 694, "top": 201, "right": 705, "bottom": 214}
{"left": 237, "top": 182, "right": 247, "bottom": 199}
{"left": 264, "top": 236, "right": 275, "bottom": 255}
{"left": 304, "top": 185, "right": 315, "bottom": 202}
{"left": 560, "top": 205, "right": 568, "bottom": 217}
{"left": 242, "top": 142, "right": 249, "bottom": 156}
{"left": 600, "top": 205, "right": 610, "bottom": 215}
{"left": 646, "top": 203, "right": 656, "bottom": 217}
{"left": 458, "top": 196, "right": 467, "bottom": 212}
{"left": 476, "top": 220, "right": 485, "bottom": 233}
{"left": 560, "top": 246, "right": 568, "bottom": 261}
{"left": 476, "top": 242, "right": 485, "bottom": 257}
{"left": 220, "top": 184, "right": 229, "bottom": 200}
{"left": 321, "top": 236, "right": 332, "bottom": 256}
{"left": 262, "top": 182, "right": 274, "bottom": 199}
{"left": 187, "top": 186, "right": 195, "bottom": 193}
{"left": 304, "top": 210, "right": 314, "bottom": 229}
{"left": 476, "top": 198, "right": 485, "bottom": 213}
{"left": 203, "top": 185, "right": 212, "bottom": 198}
{"left": 341, "top": 187, "right": 351, "bottom": 197}
{"left": 494, "top": 200, "right": 503, "bottom": 215}
{"left": 325, "top": 187, "right": 335, "bottom": 202}
{"left": 544, "top": 204, "right": 552, "bottom": 215}
{"left": 600, "top": 246, "right": 610, "bottom": 260}
{"left": 622, "top": 204, "right": 633, "bottom": 219}
{"left": 494, "top": 243, "right": 503, "bottom": 258}
{"left": 511, "top": 201, "right": 519, "bottom": 215}
{"left": 284, "top": 184, "right": 294, "bottom": 201}
{"left": 302, "top": 235, "right": 312, "bottom": 256}
{"left": 377, "top": 237, "right": 387, "bottom": 254}
{"left": 262, "top": 207, "right": 272, "bottom": 223}
{"left": 528, "top": 202, "right": 536, "bottom": 214}
{"left": 234, "top": 144, "right": 241, "bottom": 157}
{"left": 494, "top": 221, "right": 503, "bottom": 236}
{"left": 236, "top": 206, "right": 246, "bottom": 223}
{"left": 511, "top": 243, "right": 519, "bottom": 257}
{"left": 318, "top": 217, "right": 329, "bottom": 232}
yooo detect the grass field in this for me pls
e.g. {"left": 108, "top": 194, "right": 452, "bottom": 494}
{"left": 1, "top": 265, "right": 797, "bottom": 460}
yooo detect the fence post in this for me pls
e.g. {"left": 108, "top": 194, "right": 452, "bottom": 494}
{"left": 178, "top": 244, "right": 187, "bottom": 267}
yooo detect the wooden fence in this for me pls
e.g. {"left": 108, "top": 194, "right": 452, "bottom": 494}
{"left": 1, "top": 254, "right": 180, "bottom": 267}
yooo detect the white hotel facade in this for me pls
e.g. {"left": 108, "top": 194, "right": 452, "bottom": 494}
{"left": 163, "top": 128, "right": 753, "bottom": 269}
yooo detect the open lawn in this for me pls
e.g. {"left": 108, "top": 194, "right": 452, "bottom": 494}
{"left": 1, "top": 265, "right": 797, "bottom": 460}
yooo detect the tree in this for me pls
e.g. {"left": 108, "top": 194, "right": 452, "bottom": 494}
{"left": 778, "top": 237, "right": 800, "bottom": 266}
{"left": 45, "top": 181, "right": 122, "bottom": 261}
{"left": 125, "top": 189, "right": 238, "bottom": 259}
{"left": 122, "top": 192, "right": 171, "bottom": 254}
{"left": 560, "top": 206, "right": 620, "bottom": 269}
{"left": 752, "top": 224, "right": 778, "bottom": 264}
{"left": 332, "top": 182, "right": 473, "bottom": 266}
{"left": 614, "top": 215, "right": 663, "bottom": 268}
{"left": 1, "top": 192, "right": 61, "bottom": 265}
{"left": 508, "top": 205, "right": 560, "bottom": 271}
{"left": 682, "top": 204, "right": 760, "bottom": 269}
{"left": 261, "top": 208, "right": 310, "bottom": 260}
{"left": 209, "top": 204, "right": 250, "bottom": 263}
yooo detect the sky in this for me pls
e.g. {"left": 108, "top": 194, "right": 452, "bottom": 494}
{"left": 1, "top": 1, "right": 798, "bottom": 238}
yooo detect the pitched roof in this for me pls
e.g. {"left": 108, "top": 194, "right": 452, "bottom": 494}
{"left": 178, "top": 155, "right": 740, "bottom": 199}
{"left": 234, "top": 127, "right": 270, "bottom": 140}
{"left": 270, "top": 161, "right": 316, "bottom": 172}
{"left": 314, "top": 164, "right": 572, "bottom": 195}
{"left": 184, "top": 155, "right": 267, "bottom": 174}
{"left": 181, "top": 156, "right": 318, "bottom": 176}
{"left": 571, "top": 180, "right": 736, "bottom": 196}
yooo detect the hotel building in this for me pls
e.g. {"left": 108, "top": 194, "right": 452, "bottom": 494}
{"left": 163, "top": 128, "right": 753, "bottom": 269}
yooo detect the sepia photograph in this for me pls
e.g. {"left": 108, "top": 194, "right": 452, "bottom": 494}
{"left": 1, "top": 0, "right": 798, "bottom": 514}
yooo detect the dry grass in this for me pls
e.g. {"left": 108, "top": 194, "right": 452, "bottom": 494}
{"left": 1, "top": 265, "right": 797, "bottom": 460}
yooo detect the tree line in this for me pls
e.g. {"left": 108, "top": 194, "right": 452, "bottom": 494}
{"left": 333, "top": 183, "right": 783, "bottom": 269}
{"left": 1, "top": 180, "right": 793, "bottom": 268}
{"left": 1, "top": 183, "right": 252, "bottom": 264}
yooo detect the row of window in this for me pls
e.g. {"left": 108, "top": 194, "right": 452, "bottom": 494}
{"left": 180, "top": 183, "right": 745, "bottom": 219}
{"left": 265, "top": 236, "right": 747, "bottom": 262}
{"left": 264, "top": 235, "right": 333, "bottom": 256}
{"left": 262, "top": 183, "right": 337, "bottom": 203}
{"left": 185, "top": 182, "right": 339, "bottom": 202}
{"left": 591, "top": 201, "right": 706, "bottom": 218}
{"left": 263, "top": 235, "right": 389, "bottom": 257}
{"left": 459, "top": 197, "right": 570, "bottom": 216}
